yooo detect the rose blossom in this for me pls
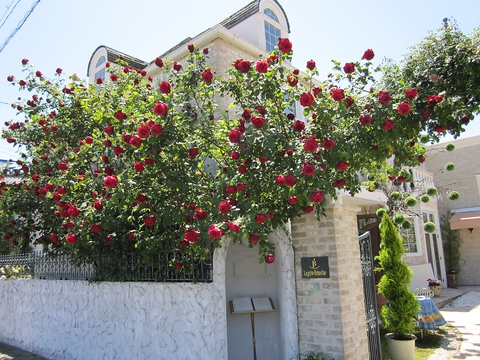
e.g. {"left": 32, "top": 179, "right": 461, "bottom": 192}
{"left": 405, "top": 88, "right": 418, "bottom": 99}
{"left": 137, "top": 124, "right": 151, "bottom": 139}
{"left": 304, "top": 205, "right": 314, "bottom": 213}
{"left": 155, "top": 58, "right": 163, "bottom": 67}
{"left": 237, "top": 165, "right": 247, "bottom": 174}
{"left": 90, "top": 224, "right": 102, "bottom": 233}
{"left": 104, "top": 124, "right": 114, "bottom": 135}
{"left": 227, "top": 222, "right": 240, "bottom": 233}
{"left": 134, "top": 162, "right": 144, "bottom": 172}
{"left": 278, "top": 38, "right": 292, "bottom": 53}
{"left": 250, "top": 116, "right": 265, "bottom": 129}
{"left": 236, "top": 183, "right": 246, "bottom": 191}
{"left": 173, "top": 62, "right": 182, "bottom": 71}
{"left": 201, "top": 69, "right": 214, "bottom": 82}
{"left": 110, "top": 74, "right": 118, "bottom": 82}
{"left": 208, "top": 225, "right": 223, "bottom": 239}
{"left": 275, "top": 175, "right": 285, "bottom": 185}
{"left": 256, "top": 61, "right": 268, "bottom": 73}
{"left": 184, "top": 228, "right": 199, "bottom": 243}
{"left": 434, "top": 125, "right": 446, "bottom": 133}
{"left": 383, "top": 119, "right": 395, "bottom": 130}
{"left": 248, "top": 234, "right": 260, "bottom": 244}
{"left": 362, "top": 49, "right": 375, "bottom": 60}
{"left": 300, "top": 92, "right": 314, "bottom": 107}
{"left": 218, "top": 202, "right": 231, "bottom": 214}
{"left": 195, "top": 208, "right": 208, "bottom": 220}
{"left": 287, "top": 74, "right": 298, "bottom": 87}
{"left": 58, "top": 162, "right": 68, "bottom": 170}
{"left": 293, "top": 120, "right": 305, "bottom": 132}
{"left": 144, "top": 216, "right": 156, "bottom": 226}
{"left": 343, "top": 62, "right": 355, "bottom": 74}
{"left": 66, "top": 233, "right": 78, "bottom": 245}
{"left": 159, "top": 81, "right": 171, "bottom": 94}
{"left": 288, "top": 196, "right": 298, "bottom": 205}
{"left": 359, "top": 114, "right": 372, "bottom": 126}
{"left": 284, "top": 174, "right": 297, "bottom": 187}
{"left": 115, "top": 110, "right": 126, "bottom": 120}
{"left": 228, "top": 129, "right": 241, "bottom": 143}
{"left": 255, "top": 214, "right": 268, "bottom": 223}
{"left": 310, "top": 190, "right": 325, "bottom": 203}
{"left": 303, "top": 137, "right": 318, "bottom": 152}
{"left": 322, "top": 139, "right": 335, "bottom": 150}
{"left": 301, "top": 162, "right": 315, "bottom": 176}
{"left": 336, "top": 160, "right": 349, "bottom": 171}
{"left": 104, "top": 175, "right": 118, "bottom": 188}
{"left": 378, "top": 91, "right": 391, "bottom": 105}
{"left": 264, "top": 254, "right": 275, "bottom": 264}
{"left": 397, "top": 101, "right": 411, "bottom": 115}
{"left": 306, "top": 59, "right": 316, "bottom": 70}
{"left": 153, "top": 101, "right": 168, "bottom": 116}
{"left": 331, "top": 89, "right": 345, "bottom": 102}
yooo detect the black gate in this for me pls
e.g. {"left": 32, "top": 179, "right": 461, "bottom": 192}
{"left": 359, "top": 231, "right": 382, "bottom": 360}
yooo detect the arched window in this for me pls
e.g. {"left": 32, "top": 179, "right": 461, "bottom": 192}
{"left": 96, "top": 56, "right": 106, "bottom": 68}
{"left": 264, "top": 8, "right": 279, "bottom": 22}
{"left": 94, "top": 56, "right": 106, "bottom": 83}
{"left": 264, "top": 8, "right": 281, "bottom": 52}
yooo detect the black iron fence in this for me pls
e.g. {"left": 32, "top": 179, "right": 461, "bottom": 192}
{"left": 0, "top": 250, "right": 213, "bottom": 282}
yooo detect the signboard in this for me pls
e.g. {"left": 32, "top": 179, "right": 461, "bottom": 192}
{"left": 301, "top": 256, "right": 329, "bottom": 279}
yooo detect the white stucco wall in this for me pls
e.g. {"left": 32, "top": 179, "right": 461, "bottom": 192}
{"left": 0, "top": 280, "right": 227, "bottom": 360}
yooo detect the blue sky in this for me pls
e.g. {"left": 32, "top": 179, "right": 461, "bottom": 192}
{"left": 0, "top": 0, "right": 479, "bottom": 160}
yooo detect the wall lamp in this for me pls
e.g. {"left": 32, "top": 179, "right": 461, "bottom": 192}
{"left": 468, "top": 228, "right": 473, "bottom": 233}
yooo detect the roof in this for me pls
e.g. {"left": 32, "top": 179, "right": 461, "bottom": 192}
{"left": 450, "top": 208, "right": 480, "bottom": 229}
{"left": 220, "top": 0, "right": 290, "bottom": 33}
{"left": 87, "top": 45, "right": 148, "bottom": 76}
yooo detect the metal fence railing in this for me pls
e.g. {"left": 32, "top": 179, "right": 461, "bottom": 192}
{"left": 0, "top": 250, "right": 213, "bottom": 283}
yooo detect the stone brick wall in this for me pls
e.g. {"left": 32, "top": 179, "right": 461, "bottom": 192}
{"left": 292, "top": 204, "right": 369, "bottom": 359}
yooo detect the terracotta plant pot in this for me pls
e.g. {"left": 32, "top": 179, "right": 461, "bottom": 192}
{"left": 429, "top": 285, "right": 441, "bottom": 296}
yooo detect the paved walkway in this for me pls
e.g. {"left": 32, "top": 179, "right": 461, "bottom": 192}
{"left": 1, "top": 286, "right": 479, "bottom": 359}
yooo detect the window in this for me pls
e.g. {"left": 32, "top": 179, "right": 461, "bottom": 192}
{"left": 96, "top": 56, "right": 106, "bottom": 68}
{"left": 400, "top": 218, "right": 418, "bottom": 253}
{"left": 94, "top": 56, "right": 106, "bottom": 83}
{"left": 264, "top": 8, "right": 279, "bottom": 22}
{"left": 95, "top": 68, "right": 106, "bottom": 83}
{"left": 423, "top": 212, "right": 442, "bottom": 277}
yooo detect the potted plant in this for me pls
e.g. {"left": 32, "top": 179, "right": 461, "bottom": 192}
{"left": 441, "top": 212, "right": 463, "bottom": 288}
{"left": 376, "top": 211, "right": 420, "bottom": 360}
{"left": 427, "top": 278, "right": 442, "bottom": 296}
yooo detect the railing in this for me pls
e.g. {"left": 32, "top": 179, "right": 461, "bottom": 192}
{"left": 0, "top": 250, "right": 213, "bottom": 282}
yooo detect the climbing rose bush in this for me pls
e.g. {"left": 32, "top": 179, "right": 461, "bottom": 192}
{"left": 0, "top": 30, "right": 476, "bottom": 265}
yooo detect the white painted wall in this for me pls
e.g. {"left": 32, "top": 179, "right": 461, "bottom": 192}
{"left": 0, "top": 280, "right": 227, "bottom": 360}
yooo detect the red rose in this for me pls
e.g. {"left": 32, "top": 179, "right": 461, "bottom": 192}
{"left": 134, "top": 162, "right": 144, "bottom": 172}
{"left": 278, "top": 38, "right": 292, "bottom": 54}
{"left": 286, "top": 74, "right": 298, "bottom": 87}
{"left": 49, "top": 233, "right": 59, "bottom": 243}
{"left": 236, "top": 183, "right": 246, "bottom": 191}
{"left": 153, "top": 101, "right": 168, "bottom": 116}
{"left": 208, "top": 225, "right": 223, "bottom": 239}
{"left": 248, "top": 234, "right": 260, "bottom": 244}
{"left": 300, "top": 92, "right": 314, "bottom": 107}
{"left": 383, "top": 119, "right": 395, "bottom": 130}
{"left": 332, "top": 178, "right": 346, "bottom": 188}
{"left": 90, "top": 224, "right": 102, "bottom": 233}
{"left": 195, "top": 208, "right": 208, "bottom": 220}
{"left": 359, "top": 114, "right": 372, "bottom": 126}
{"left": 7, "top": 75, "right": 14, "bottom": 82}
{"left": 378, "top": 91, "right": 391, "bottom": 105}
{"left": 58, "top": 162, "right": 68, "bottom": 170}
{"left": 264, "top": 254, "right": 275, "bottom": 264}
{"left": 250, "top": 116, "right": 265, "bottom": 129}
{"left": 188, "top": 147, "right": 199, "bottom": 159}
{"left": 144, "top": 215, "right": 156, "bottom": 226}
{"left": 331, "top": 89, "right": 345, "bottom": 102}
{"left": 236, "top": 60, "right": 251, "bottom": 74}
{"left": 418, "top": 155, "right": 426, "bottom": 163}
{"left": 93, "top": 200, "right": 103, "bottom": 210}
{"left": 434, "top": 125, "right": 446, "bottom": 133}
{"left": 237, "top": 165, "right": 247, "bottom": 174}
{"left": 322, "top": 139, "right": 335, "bottom": 150}
{"left": 228, "top": 129, "right": 242, "bottom": 143}
{"left": 288, "top": 196, "right": 298, "bottom": 205}
{"left": 96, "top": 78, "right": 103, "bottom": 85}
{"left": 58, "top": 186, "right": 67, "bottom": 195}
{"left": 66, "top": 233, "right": 78, "bottom": 245}
{"left": 159, "top": 81, "right": 171, "bottom": 94}
{"left": 362, "top": 49, "right": 375, "bottom": 60}
{"left": 336, "top": 160, "right": 349, "bottom": 171}
{"left": 397, "top": 101, "right": 411, "bottom": 115}
{"left": 303, "top": 137, "right": 318, "bottom": 152}
{"left": 405, "top": 88, "right": 418, "bottom": 99}
{"left": 127, "top": 136, "right": 140, "bottom": 148}
{"left": 188, "top": 44, "right": 195, "bottom": 53}
{"left": 301, "top": 162, "right": 316, "bottom": 176}
{"left": 293, "top": 120, "right": 305, "bottom": 132}
{"left": 110, "top": 74, "right": 118, "bottom": 82}
{"left": 343, "top": 62, "right": 355, "bottom": 74}
{"left": 218, "top": 201, "right": 231, "bottom": 214}
{"left": 284, "top": 174, "right": 297, "bottom": 187}
{"left": 115, "top": 110, "right": 126, "bottom": 120}
{"left": 85, "top": 136, "right": 93, "bottom": 144}
{"left": 310, "top": 189, "right": 325, "bottom": 203}
{"left": 201, "top": 69, "right": 213, "bottom": 83}
{"left": 137, "top": 124, "right": 151, "bottom": 139}
{"left": 275, "top": 175, "right": 285, "bottom": 185}
{"left": 306, "top": 59, "right": 316, "bottom": 70}
{"left": 184, "top": 228, "right": 199, "bottom": 243}
{"left": 174, "top": 262, "right": 182, "bottom": 270}
{"left": 255, "top": 106, "right": 266, "bottom": 115}
{"left": 104, "top": 175, "right": 118, "bottom": 188}
{"left": 35, "top": 70, "right": 42, "bottom": 78}
{"left": 113, "top": 146, "right": 124, "bottom": 156}
{"left": 255, "top": 214, "right": 268, "bottom": 223}
{"left": 304, "top": 205, "right": 314, "bottom": 213}
{"left": 21, "top": 58, "right": 28, "bottom": 65}
{"left": 104, "top": 124, "right": 114, "bottom": 135}
{"left": 228, "top": 222, "right": 240, "bottom": 233}
{"left": 18, "top": 80, "right": 26, "bottom": 87}
{"left": 256, "top": 61, "right": 269, "bottom": 73}
{"left": 154, "top": 57, "right": 164, "bottom": 67}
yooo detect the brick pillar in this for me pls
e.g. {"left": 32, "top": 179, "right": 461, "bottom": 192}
{"left": 292, "top": 203, "right": 369, "bottom": 360}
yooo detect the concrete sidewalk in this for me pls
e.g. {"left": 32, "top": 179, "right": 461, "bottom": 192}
{"left": 1, "top": 286, "right": 479, "bottom": 360}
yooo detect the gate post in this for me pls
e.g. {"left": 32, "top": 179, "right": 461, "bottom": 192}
{"left": 292, "top": 203, "right": 369, "bottom": 360}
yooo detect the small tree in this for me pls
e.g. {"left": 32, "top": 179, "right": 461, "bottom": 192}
{"left": 441, "top": 212, "right": 463, "bottom": 273}
{"left": 377, "top": 213, "right": 419, "bottom": 340}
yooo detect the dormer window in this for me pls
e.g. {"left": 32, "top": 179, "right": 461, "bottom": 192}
{"left": 264, "top": 8, "right": 281, "bottom": 52}
{"left": 94, "top": 56, "right": 106, "bottom": 83}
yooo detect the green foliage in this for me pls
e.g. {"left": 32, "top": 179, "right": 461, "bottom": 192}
{"left": 426, "top": 186, "right": 438, "bottom": 197}
{"left": 445, "top": 143, "right": 455, "bottom": 151}
{"left": 404, "top": 196, "right": 417, "bottom": 207}
{"left": 376, "top": 208, "right": 387, "bottom": 218}
{"left": 377, "top": 215, "right": 419, "bottom": 339}
{"left": 448, "top": 191, "right": 460, "bottom": 200}
{"left": 402, "top": 220, "right": 412, "bottom": 230}
{"left": 420, "top": 194, "right": 430, "bottom": 203}
{"left": 297, "top": 352, "right": 334, "bottom": 360}
{"left": 445, "top": 162, "right": 455, "bottom": 171}
{"left": 393, "top": 213, "right": 405, "bottom": 225}
{"left": 441, "top": 212, "right": 463, "bottom": 272}
{"left": 423, "top": 222, "right": 437, "bottom": 233}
